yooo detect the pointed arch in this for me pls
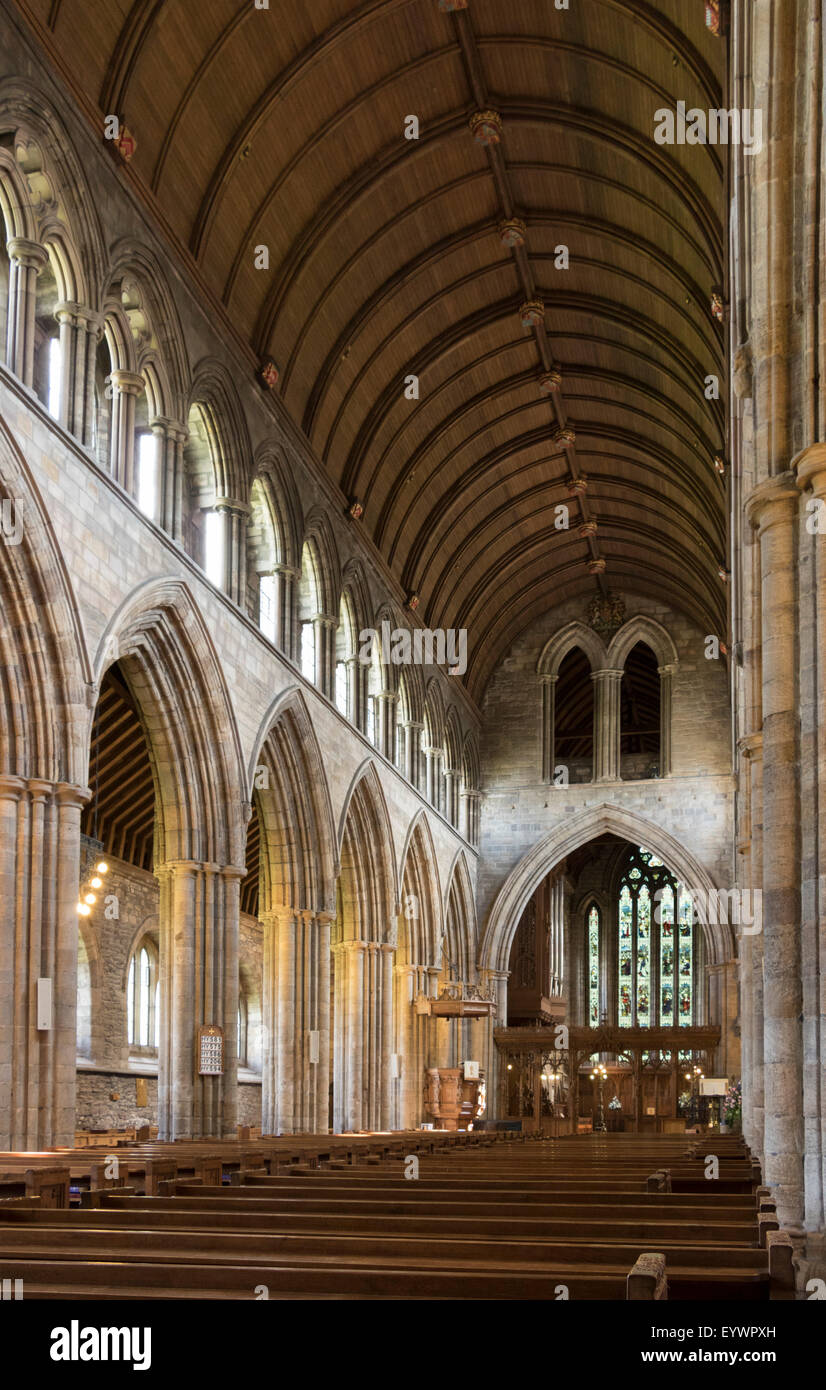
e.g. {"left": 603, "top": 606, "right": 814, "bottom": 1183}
{"left": 442, "top": 849, "right": 477, "bottom": 984}
{"left": 248, "top": 686, "right": 337, "bottom": 913}
{"left": 607, "top": 615, "right": 679, "bottom": 671}
{"left": 250, "top": 443, "right": 302, "bottom": 571}
{"left": 302, "top": 506, "right": 341, "bottom": 616}
{"left": 337, "top": 760, "right": 398, "bottom": 940}
{"left": 537, "top": 621, "right": 608, "bottom": 678}
{"left": 105, "top": 241, "right": 190, "bottom": 418}
{"left": 480, "top": 802, "right": 730, "bottom": 974}
{"left": 186, "top": 356, "right": 250, "bottom": 502}
{"left": 93, "top": 577, "right": 246, "bottom": 867}
{"left": 398, "top": 809, "right": 442, "bottom": 967}
{"left": 0, "top": 413, "right": 89, "bottom": 784}
{"left": 0, "top": 78, "right": 107, "bottom": 304}
{"left": 461, "top": 730, "right": 480, "bottom": 792}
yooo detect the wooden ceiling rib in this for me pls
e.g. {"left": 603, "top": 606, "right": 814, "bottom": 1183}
{"left": 16, "top": 0, "right": 727, "bottom": 702}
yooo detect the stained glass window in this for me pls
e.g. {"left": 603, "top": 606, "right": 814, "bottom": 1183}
{"left": 617, "top": 846, "right": 694, "bottom": 1027}
{"left": 587, "top": 905, "right": 600, "bottom": 1025}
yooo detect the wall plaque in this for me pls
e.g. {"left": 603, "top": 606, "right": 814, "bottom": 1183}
{"left": 198, "top": 1024, "right": 224, "bottom": 1075}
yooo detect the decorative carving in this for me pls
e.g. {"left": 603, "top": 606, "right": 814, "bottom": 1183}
{"left": 258, "top": 357, "right": 279, "bottom": 390}
{"left": 588, "top": 558, "right": 606, "bottom": 575}
{"left": 469, "top": 110, "right": 502, "bottom": 146}
{"left": 499, "top": 217, "right": 526, "bottom": 248}
{"left": 567, "top": 474, "right": 588, "bottom": 496}
{"left": 587, "top": 591, "right": 626, "bottom": 635}
{"left": 578, "top": 520, "right": 598, "bottom": 538}
{"left": 539, "top": 368, "right": 562, "bottom": 394}
{"left": 520, "top": 298, "right": 544, "bottom": 328}
{"left": 553, "top": 426, "right": 576, "bottom": 447}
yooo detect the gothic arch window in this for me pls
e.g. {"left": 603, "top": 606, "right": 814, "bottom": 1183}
{"left": 587, "top": 903, "right": 600, "bottom": 1026}
{"left": 237, "top": 986, "right": 248, "bottom": 1068}
{"left": 126, "top": 936, "right": 159, "bottom": 1052}
{"left": 620, "top": 642, "right": 661, "bottom": 780}
{"left": 617, "top": 847, "right": 695, "bottom": 1027}
{"left": 554, "top": 646, "right": 595, "bottom": 784}
{"left": 335, "top": 589, "right": 358, "bottom": 720}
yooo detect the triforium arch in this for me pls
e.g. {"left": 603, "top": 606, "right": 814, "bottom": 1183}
{"left": 332, "top": 760, "right": 398, "bottom": 1131}
{"left": 247, "top": 444, "right": 303, "bottom": 654}
{"left": 94, "top": 577, "right": 246, "bottom": 1139}
{"left": 297, "top": 507, "right": 341, "bottom": 698}
{"left": 184, "top": 358, "right": 250, "bottom": 601}
{"left": 394, "top": 810, "right": 442, "bottom": 1129}
{"left": 335, "top": 556, "right": 373, "bottom": 730}
{"left": 97, "top": 243, "right": 189, "bottom": 533}
{"left": 0, "top": 78, "right": 106, "bottom": 438}
{"left": 248, "top": 686, "right": 337, "bottom": 1135}
{"left": 0, "top": 416, "right": 90, "bottom": 1149}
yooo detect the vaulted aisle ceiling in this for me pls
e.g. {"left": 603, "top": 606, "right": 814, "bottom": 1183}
{"left": 15, "top": 0, "right": 726, "bottom": 702}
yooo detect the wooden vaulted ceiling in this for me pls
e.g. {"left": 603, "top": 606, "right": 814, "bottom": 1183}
{"left": 17, "top": 0, "right": 726, "bottom": 702}
{"left": 81, "top": 663, "right": 156, "bottom": 871}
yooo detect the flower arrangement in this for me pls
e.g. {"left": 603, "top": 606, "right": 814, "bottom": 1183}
{"left": 722, "top": 1079, "right": 742, "bottom": 1129}
{"left": 608, "top": 1096, "right": 622, "bottom": 1111}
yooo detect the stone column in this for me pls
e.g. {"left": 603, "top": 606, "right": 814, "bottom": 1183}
{"left": 795, "top": 444, "right": 826, "bottom": 1230}
{"left": 0, "top": 776, "right": 88, "bottom": 1149}
{"left": 592, "top": 669, "right": 622, "bottom": 782}
{"left": 151, "top": 417, "right": 188, "bottom": 542}
{"left": 107, "top": 369, "right": 144, "bottom": 495}
{"left": 401, "top": 719, "right": 422, "bottom": 786}
{"left": 273, "top": 564, "right": 299, "bottom": 660}
{"left": 261, "top": 907, "right": 330, "bottom": 1136}
{"left": 371, "top": 690, "right": 395, "bottom": 762}
{"left": 540, "top": 673, "right": 557, "bottom": 783}
{"left": 658, "top": 663, "right": 677, "bottom": 777}
{"left": 5, "top": 237, "right": 48, "bottom": 386}
{"left": 346, "top": 655, "right": 366, "bottom": 731}
{"left": 425, "top": 746, "right": 443, "bottom": 807}
{"left": 213, "top": 497, "right": 249, "bottom": 607}
{"left": 156, "top": 858, "right": 242, "bottom": 1139}
{"left": 54, "top": 302, "right": 100, "bottom": 444}
{"left": 379, "top": 942, "right": 395, "bottom": 1129}
{"left": 746, "top": 472, "right": 803, "bottom": 1228}
{"left": 311, "top": 614, "right": 337, "bottom": 700}
{"left": 332, "top": 939, "right": 366, "bottom": 1131}
{"left": 444, "top": 769, "right": 459, "bottom": 827}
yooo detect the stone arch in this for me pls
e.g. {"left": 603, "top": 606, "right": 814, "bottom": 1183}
{"left": 332, "top": 759, "right": 398, "bottom": 1131}
{"left": 480, "top": 802, "right": 732, "bottom": 974}
{"left": 606, "top": 614, "right": 678, "bottom": 671}
{"left": 0, "top": 412, "right": 89, "bottom": 784}
{"left": 443, "top": 849, "right": 477, "bottom": 985}
{"left": 398, "top": 809, "right": 442, "bottom": 967}
{"left": 337, "top": 759, "right": 398, "bottom": 938}
{"left": 537, "top": 621, "right": 608, "bottom": 678}
{"left": 107, "top": 242, "right": 189, "bottom": 418}
{"left": 93, "top": 577, "right": 245, "bottom": 867}
{"left": 0, "top": 79, "right": 106, "bottom": 303}
{"left": 186, "top": 357, "right": 250, "bottom": 504}
{"left": 251, "top": 445, "right": 302, "bottom": 571}
{"left": 248, "top": 686, "right": 338, "bottom": 914}
{"left": 301, "top": 506, "right": 340, "bottom": 618}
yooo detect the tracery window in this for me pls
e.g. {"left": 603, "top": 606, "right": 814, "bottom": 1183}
{"left": 618, "top": 847, "right": 694, "bottom": 1027}
{"left": 587, "top": 904, "right": 600, "bottom": 1026}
